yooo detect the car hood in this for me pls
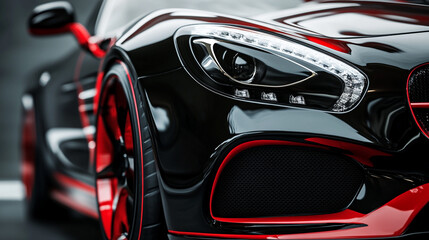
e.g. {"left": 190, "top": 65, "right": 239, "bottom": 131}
{"left": 256, "top": 0, "right": 429, "bottom": 39}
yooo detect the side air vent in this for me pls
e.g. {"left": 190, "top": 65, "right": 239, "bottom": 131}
{"left": 407, "top": 64, "right": 429, "bottom": 138}
{"left": 210, "top": 143, "right": 364, "bottom": 219}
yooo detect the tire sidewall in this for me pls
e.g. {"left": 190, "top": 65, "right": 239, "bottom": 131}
{"left": 95, "top": 62, "right": 144, "bottom": 240}
{"left": 96, "top": 60, "right": 164, "bottom": 240}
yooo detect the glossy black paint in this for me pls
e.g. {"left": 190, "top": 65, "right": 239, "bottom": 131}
{"left": 110, "top": 1, "right": 429, "bottom": 235}
{"left": 26, "top": 0, "right": 429, "bottom": 239}
{"left": 29, "top": 1, "right": 75, "bottom": 31}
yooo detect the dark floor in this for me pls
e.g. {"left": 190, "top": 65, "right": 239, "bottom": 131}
{"left": 0, "top": 201, "right": 101, "bottom": 240}
{"left": 0, "top": 201, "right": 102, "bottom": 240}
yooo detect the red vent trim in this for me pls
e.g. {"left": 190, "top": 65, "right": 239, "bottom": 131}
{"left": 175, "top": 183, "right": 429, "bottom": 239}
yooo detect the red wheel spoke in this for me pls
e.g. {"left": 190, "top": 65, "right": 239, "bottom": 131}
{"left": 96, "top": 108, "right": 115, "bottom": 174}
{"left": 112, "top": 187, "right": 130, "bottom": 240}
{"left": 96, "top": 178, "right": 117, "bottom": 240}
{"left": 103, "top": 94, "right": 123, "bottom": 141}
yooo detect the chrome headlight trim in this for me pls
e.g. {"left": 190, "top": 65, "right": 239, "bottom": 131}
{"left": 184, "top": 24, "right": 368, "bottom": 112}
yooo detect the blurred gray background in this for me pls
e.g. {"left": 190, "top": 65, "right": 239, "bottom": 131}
{"left": 0, "top": 0, "right": 99, "bottom": 180}
{"left": 0, "top": 1, "right": 102, "bottom": 239}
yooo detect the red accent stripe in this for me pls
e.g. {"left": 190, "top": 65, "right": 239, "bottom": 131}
{"left": 406, "top": 62, "right": 429, "bottom": 139}
{"left": 117, "top": 61, "right": 144, "bottom": 240}
{"left": 173, "top": 183, "right": 429, "bottom": 239}
{"left": 306, "top": 36, "right": 351, "bottom": 53}
{"left": 212, "top": 209, "right": 364, "bottom": 225}
{"left": 54, "top": 172, "right": 95, "bottom": 196}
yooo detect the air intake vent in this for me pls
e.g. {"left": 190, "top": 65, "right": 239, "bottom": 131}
{"left": 211, "top": 144, "right": 364, "bottom": 219}
{"left": 407, "top": 64, "right": 429, "bottom": 138}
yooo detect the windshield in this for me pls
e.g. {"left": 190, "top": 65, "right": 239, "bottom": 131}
{"left": 96, "top": 0, "right": 302, "bottom": 35}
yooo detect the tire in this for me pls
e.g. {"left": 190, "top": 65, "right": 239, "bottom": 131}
{"left": 94, "top": 61, "right": 165, "bottom": 240}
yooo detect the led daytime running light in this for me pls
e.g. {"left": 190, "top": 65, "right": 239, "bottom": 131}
{"left": 188, "top": 25, "right": 367, "bottom": 112}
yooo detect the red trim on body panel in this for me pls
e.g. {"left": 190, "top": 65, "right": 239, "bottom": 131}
{"left": 406, "top": 62, "right": 429, "bottom": 139}
{"left": 305, "top": 137, "right": 391, "bottom": 167}
{"left": 175, "top": 183, "right": 429, "bottom": 239}
{"left": 54, "top": 172, "right": 95, "bottom": 196}
{"left": 116, "top": 60, "right": 145, "bottom": 240}
{"left": 52, "top": 173, "right": 98, "bottom": 219}
{"left": 212, "top": 209, "right": 364, "bottom": 225}
{"left": 51, "top": 190, "right": 98, "bottom": 219}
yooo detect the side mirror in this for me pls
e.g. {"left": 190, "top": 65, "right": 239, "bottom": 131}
{"left": 28, "top": 1, "right": 106, "bottom": 58}
{"left": 29, "top": 1, "right": 75, "bottom": 35}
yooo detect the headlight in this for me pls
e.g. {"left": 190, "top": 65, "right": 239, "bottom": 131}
{"left": 174, "top": 24, "right": 368, "bottom": 112}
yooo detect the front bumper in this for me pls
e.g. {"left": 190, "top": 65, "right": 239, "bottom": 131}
{"left": 141, "top": 68, "right": 429, "bottom": 239}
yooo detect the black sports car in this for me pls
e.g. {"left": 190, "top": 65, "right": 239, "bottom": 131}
{"left": 22, "top": 0, "right": 429, "bottom": 239}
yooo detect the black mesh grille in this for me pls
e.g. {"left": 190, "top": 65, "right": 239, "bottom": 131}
{"left": 211, "top": 145, "right": 364, "bottom": 218}
{"left": 408, "top": 66, "right": 429, "bottom": 103}
{"left": 408, "top": 65, "right": 429, "bottom": 135}
{"left": 414, "top": 109, "right": 429, "bottom": 132}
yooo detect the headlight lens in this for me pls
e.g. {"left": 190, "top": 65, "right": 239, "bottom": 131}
{"left": 175, "top": 24, "right": 368, "bottom": 112}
